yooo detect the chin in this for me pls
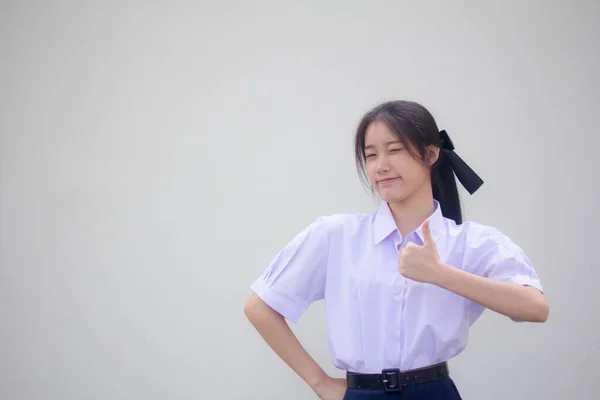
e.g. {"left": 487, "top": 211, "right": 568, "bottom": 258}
{"left": 378, "top": 189, "right": 410, "bottom": 204}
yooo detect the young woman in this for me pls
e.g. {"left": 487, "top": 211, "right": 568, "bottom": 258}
{"left": 244, "top": 100, "right": 549, "bottom": 399}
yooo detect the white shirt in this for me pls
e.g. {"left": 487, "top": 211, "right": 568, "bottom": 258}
{"left": 250, "top": 200, "right": 543, "bottom": 373}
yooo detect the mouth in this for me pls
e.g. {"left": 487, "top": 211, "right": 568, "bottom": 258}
{"left": 377, "top": 177, "right": 400, "bottom": 185}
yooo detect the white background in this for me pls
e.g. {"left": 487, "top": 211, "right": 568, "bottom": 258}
{"left": 1, "top": 1, "right": 598, "bottom": 399}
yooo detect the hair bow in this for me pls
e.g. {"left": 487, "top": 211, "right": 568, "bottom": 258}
{"left": 439, "top": 130, "right": 484, "bottom": 194}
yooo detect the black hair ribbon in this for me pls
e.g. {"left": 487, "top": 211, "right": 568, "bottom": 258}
{"left": 439, "top": 130, "right": 484, "bottom": 194}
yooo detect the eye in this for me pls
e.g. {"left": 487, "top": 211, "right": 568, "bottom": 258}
{"left": 389, "top": 147, "right": 403, "bottom": 153}
{"left": 365, "top": 153, "right": 376, "bottom": 159}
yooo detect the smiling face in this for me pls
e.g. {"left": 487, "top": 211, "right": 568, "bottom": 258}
{"left": 364, "top": 120, "right": 438, "bottom": 204}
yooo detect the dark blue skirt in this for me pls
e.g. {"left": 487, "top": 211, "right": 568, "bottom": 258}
{"left": 343, "top": 376, "right": 462, "bottom": 399}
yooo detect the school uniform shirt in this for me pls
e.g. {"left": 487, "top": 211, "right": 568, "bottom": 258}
{"left": 250, "top": 200, "right": 543, "bottom": 374}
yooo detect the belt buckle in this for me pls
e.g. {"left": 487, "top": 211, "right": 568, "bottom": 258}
{"left": 381, "top": 368, "right": 402, "bottom": 392}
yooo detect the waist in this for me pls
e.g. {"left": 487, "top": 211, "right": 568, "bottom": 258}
{"left": 346, "top": 361, "right": 449, "bottom": 392}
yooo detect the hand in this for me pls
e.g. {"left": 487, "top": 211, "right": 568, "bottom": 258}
{"left": 313, "top": 376, "right": 347, "bottom": 400}
{"left": 399, "top": 219, "right": 445, "bottom": 284}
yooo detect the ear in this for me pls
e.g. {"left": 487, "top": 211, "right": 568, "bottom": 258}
{"left": 426, "top": 145, "right": 440, "bottom": 167}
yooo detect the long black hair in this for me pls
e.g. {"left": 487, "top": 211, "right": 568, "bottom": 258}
{"left": 354, "top": 100, "right": 463, "bottom": 225}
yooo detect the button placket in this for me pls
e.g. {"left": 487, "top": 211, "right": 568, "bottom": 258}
{"left": 395, "top": 235, "right": 414, "bottom": 367}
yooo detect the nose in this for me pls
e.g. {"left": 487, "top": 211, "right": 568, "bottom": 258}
{"left": 376, "top": 154, "right": 390, "bottom": 173}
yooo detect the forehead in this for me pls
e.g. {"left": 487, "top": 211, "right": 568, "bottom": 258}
{"left": 364, "top": 120, "right": 401, "bottom": 146}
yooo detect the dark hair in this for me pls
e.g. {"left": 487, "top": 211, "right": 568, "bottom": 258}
{"left": 354, "top": 100, "right": 463, "bottom": 224}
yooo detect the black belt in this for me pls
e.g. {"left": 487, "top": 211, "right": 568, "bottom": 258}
{"left": 346, "top": 362, "right": 449, "bottom": 392}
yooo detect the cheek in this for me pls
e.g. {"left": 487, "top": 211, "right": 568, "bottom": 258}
{"left": 388, "top": 156, "right": 424, "bottom": 183}
{"left": 365, "top": 163, "right": 378, "bottom": 183}
{"left": 401, "top": 161, "right": 429, "bottom": 184}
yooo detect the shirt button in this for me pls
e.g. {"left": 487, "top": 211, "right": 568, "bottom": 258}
{"left": 392, "top": 331, "right": 400, "bottom": 338}
{"left": 394, "top": 295, "right": 401, "bottom": 301}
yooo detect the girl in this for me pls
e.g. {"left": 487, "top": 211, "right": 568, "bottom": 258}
{"left": 244, "top": 100, "right": 548, "bottom": 399}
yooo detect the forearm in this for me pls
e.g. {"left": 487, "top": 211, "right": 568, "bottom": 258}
{"left": 434, "top": 264, "right": 549, "bottom": 322}
{"left": 244, "top": 294, "right": 328, "bottom": 390}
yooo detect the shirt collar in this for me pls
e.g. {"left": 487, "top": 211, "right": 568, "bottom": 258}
{"left": 373, "top": 200, "right": 444, "bottom": 244}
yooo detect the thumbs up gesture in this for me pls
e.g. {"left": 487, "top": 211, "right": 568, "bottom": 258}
{"left": 399, "top": 219, "right": 445, "bottom": 284}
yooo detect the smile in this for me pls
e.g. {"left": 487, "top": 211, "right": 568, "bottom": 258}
{"left": 378, "top": 177, "right": 400, "bottom": 185}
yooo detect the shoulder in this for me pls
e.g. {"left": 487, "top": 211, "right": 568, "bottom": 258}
{"left": 446, "top": 218, "right": 528, "bottom": 260}
{"left": 445, "top": 219, "right": 542, "bottom": 291}
{"left": 307, "top": 211, "right": 375, "bottom": 237}
{"left": 290, "top": 211, "right": 374, "bottom": 247}
{"left": 276, "top": 211, "right": 374, "bottom": 253}
{"left": 445, "top": 217, "right": 513, "bottom": 244}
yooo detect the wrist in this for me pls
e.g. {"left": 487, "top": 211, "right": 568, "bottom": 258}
{"left": 310, "top": 371, "right": 330, "bottom": 391}
{"left": 432, "top": 261, "right": 456, "bottom": 288}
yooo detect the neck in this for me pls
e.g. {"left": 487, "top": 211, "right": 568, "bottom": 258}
{"left": 388, "top": 185, "right": 435, "bottom": 238}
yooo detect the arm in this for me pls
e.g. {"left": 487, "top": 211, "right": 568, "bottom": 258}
{"left": 399, "top": 219, "right": 549, "bottom": 323}
{"left": 244, "top": 294, "right": 346, "bottom": 398}
{"left": 433, "top": 264, "right": 549, "bottom": 322}
{"left": 246, "top": 216, "right": 346, "bottom": 399}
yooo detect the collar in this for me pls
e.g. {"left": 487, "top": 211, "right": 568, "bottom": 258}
{"left": 373, "top": 200, "right": 444, "bottom": 244}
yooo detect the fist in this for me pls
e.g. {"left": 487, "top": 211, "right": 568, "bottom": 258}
{"left": 399, "top": 219, "right": 443, "bottom": 283}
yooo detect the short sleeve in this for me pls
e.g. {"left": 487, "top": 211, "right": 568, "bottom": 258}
{"left": 250, "top": 216, "right": 332, "bottom": 323}
{"left": 462, "top": 225, "right": 543, "bottom": 324}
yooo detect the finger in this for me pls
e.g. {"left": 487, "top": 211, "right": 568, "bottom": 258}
{"left": 403, "top": 242, "right": 417, "bottom": 253}
{"left": 422, "top": 219, "right": 434, "bottom": 246}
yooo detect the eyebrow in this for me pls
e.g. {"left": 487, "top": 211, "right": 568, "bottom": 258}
{"left": 364, "top": 140, "right": 403, "bottom": 150}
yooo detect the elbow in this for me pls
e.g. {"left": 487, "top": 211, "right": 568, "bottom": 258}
{"left": 244, "top": 293, "right": 279, "bottom": 324}
{"left": 520, "top": 286, "right": 549, "bottom": 322}
{"left": 244, "top": 295, "right": 260, "bottom": 320}
{"left": 523, "top": 294, "right": 550, "bottom": 323}
{"left": 511, "top": 289, "right": 549, "bottom": 323}
{"left": 533, "top": 299, "right": 549, "bottom": 322}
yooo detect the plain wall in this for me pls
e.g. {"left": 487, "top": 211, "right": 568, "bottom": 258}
{"left": 1, "top": 1, "right": 598, "bottom": 399}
